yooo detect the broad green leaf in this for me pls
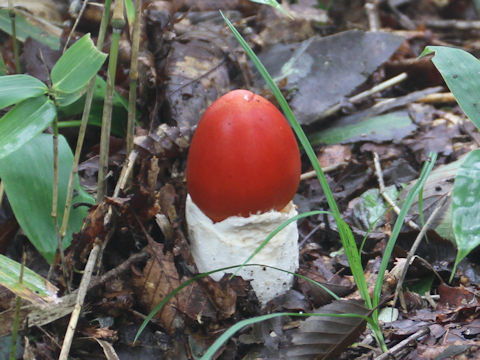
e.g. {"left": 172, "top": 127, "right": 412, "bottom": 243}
{"left": 0, "top": 96, "right": 56, "bottom": 159}
{"left": 0, "top": 74, "right": 48, "bottom": 109}
{"left": 58, "top": 76, "right": 131, "bottom": 136}
{"left": 451, "top": 149, "right": 480, "bottom": 278}
{"left": 0, "top": 254, "right": 59, "bottom": 305}
{"left": 51, "top": 34, "right": 107, "bottom": 97}
{"left": 0, "top": 134, "right": 95, "bottom": 264}
{"left": 421, "top": 46, "right": 480, "bottom": 131}
{"left": 0, "top": 8, "right": 61, "bottom": 50}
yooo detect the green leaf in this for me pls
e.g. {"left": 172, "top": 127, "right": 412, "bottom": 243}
{"left": 58, "top": 76, "right": 131, "bottom": 136}
{"left": 0, "top": 96, "right": 56, "bottom": 159}
{"left": 451, "top": 149, "right": 480, "bottom": 279}
{"left": 0, "top": 74, "right": 48, "bottom": 109}
{"left": 249, "top": 0, "right": 294, "bottom": 19}
{"left": 124, "top": 0, "right": 136, "bottom": 25}
{"left": 0, "top": 254, "right": 59, "bottom": 306}
{"left": 51, "top": 34, "right": 107, "bottom": 99}
{"left": 421, "top": 46, "right": 480, "bottom": 131}
{"left": 0, "top": 8, "right": 61, "bottom": 50}
{"left": 0, "top": 134, "right": 95, "bottom": 264}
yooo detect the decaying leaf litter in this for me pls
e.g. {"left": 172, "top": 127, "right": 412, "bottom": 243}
{"left": 1, "top": 0, "right": 480, "bottom": 358}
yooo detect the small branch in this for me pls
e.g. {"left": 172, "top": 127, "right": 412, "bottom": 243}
{"left": 373, "top": 152, "right": 420, "bottom": 231}
{"left": 63, "top": 0, "right": 89, "bottom": 53}
{"left": 300, "top": 162, "right": 347, "bottom": 181}
{"left": 417, "top": 92, "right": 456, "bottom": 104}
{"left": 424, "top": 19, "right": 480, "bottom": 30}
{"left": 365, "top": 0, "right": 381, "bottom": 32}
{"left": 59, "top": 242, "right": 101, "bottom": 360}
{"left": 375, "top": 327, "right": 429, "bottom": 360}
{"left": 319, "top": 72, "right": 408, "bottom": 120}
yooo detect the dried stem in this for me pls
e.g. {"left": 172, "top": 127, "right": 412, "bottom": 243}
{"left": 58, "top": 242, "right": 101, "bottom": 360}
{"left": 319, "top": 72, "right": 408, "bottom": 120}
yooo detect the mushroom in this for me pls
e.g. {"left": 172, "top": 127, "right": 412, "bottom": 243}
{"left": 186, "top": 89, "right": 301, "bottom": 305}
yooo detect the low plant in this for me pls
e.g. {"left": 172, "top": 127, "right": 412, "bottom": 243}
{"left": 0, "top": 34, "right": 106, "bottom": 263}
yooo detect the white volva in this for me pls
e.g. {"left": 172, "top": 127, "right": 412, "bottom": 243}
{"left": 186, "top": 195, "right": 299, "bottom": 306}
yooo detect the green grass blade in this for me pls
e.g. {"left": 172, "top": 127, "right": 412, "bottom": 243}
{"left": 372, "top": 152, "right": 437, "bottom": 308}
{"left": 200, "top": 311, "right": 369, "bottom": 360}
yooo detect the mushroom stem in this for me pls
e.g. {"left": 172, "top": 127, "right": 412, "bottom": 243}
{"left": 186, "top": 195, "right": 299, "bottom": 306}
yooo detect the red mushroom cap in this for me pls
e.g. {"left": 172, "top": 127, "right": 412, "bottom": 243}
{"left": 186, "top": 89, "right": 301, "bottom": 222}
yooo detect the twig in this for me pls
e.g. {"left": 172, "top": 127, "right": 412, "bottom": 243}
{"left": 375, "top": 327, "right": 429, "bottom": 360}
{"left": 319, "top": 72, "right": 408, "bottom": 120}
{"left": 373, "top": 152, "right": 420, "bottom": 231}
{"left": 424, "top": 19, "right": 480, "bottom": 30}
{"left": 113, "top": 149, "right": 138, "bottom": 197}
{"left": 90, "top": 250, "right": 149, "bottom": 288}
{"left": 300, "top": 161, "right": 348, "bottom": 181}
{"left": 63, "top": 0, "right": 89, "bottom": 53}
{"left": 392, "top": 191, "right": 451, "bottom": 311}
{"left": 59, "top": 242, "right": 101, "bottom": 360}
{"left": 365, "top": 0, "right": 381, "bottom": 32}
{"left": 416, "top": 92, "right": 456, "bottom": 104}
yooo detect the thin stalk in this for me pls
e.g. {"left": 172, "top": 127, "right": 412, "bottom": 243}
{"left": 51, "top": 116, "right": 59, "bottom": 219}
{"left": 97, "top": 0, "right": 125, "bottom": 202}
{"left": 8, "top": 0, "right": 20, "bottom": 73}
{"left": 59, "top": 0, "right": 112, "bottom": 238}
{"left": 126, "top": 0, "right": 142, "bottom": 155}
{"left": 9, "top": 251, "right": 26, "bottom": 360}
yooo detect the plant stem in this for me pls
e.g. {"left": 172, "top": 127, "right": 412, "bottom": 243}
{"left": 126, "top": 0, "right": 142, "bottom": 155}
{"left": 59, "top": 0, "right": 112, "bottom": 238}
{"left": 97, "top": 0, "right": 125, "bottom": 202}
{"left": 8, "top": 0, "right": 20, "bottom": 73}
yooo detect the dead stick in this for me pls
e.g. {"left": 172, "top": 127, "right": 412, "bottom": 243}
{"left": 59, "top": 242, "right": 100, "bottom": 360}
{"left": 375, "top": 327, "right": 429, "bottom": 360}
